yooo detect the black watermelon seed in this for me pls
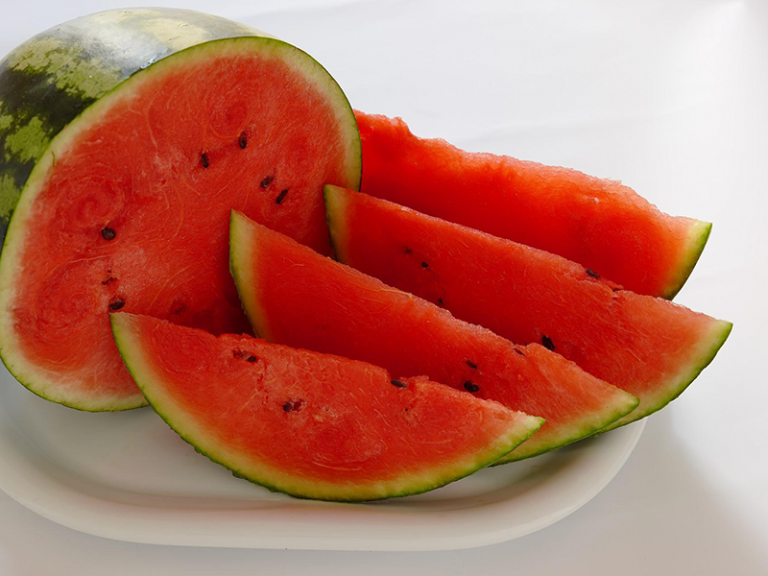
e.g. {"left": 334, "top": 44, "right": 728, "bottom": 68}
{"left": 109, "top": 298, "right": 125, "bottom": 311}
{"left": 586, "top": 268, "right": 600, "bottom": 279}
{"left": 421, "top": 262, "right": 429, "bottom": 268}
{"left": 101, "top": 276, "right": 116, "bottom": 286}
{"left": 612, "top": 287, "right": 623, "bottom": 292}
{"left": 464, "top": 381, "right": 480, "bottom": 393}
{"left": 542, "top": 335, "right": 555, "bottom": 351}
{"left": 466, "top": 360, "right": 478, "bottom": 369}
{"left": 275, "top": 189, "right": 288, "bottom": 204}
{"left": 260, "top": 175, "right": 274, "bottom": 189}
{"left": 283, "top": 399, "right": 304, "bottom": 412}
{"left": 201, "top": 153, "right": 210, "bottom": 168}
{"left": 101, "top": 227, "right": 116, "bottom": 241}
{"left": 390, "top": 379, "right": 407, "bottom": 388}
{"left": 514, "top": 348, "right": 526, "bottom": 356}
{"left": 404, "top": 247, "right": 412, "bottom": 254}
{"left": 238, "top": 131, "right": 248, "bottom": 149}
{"left": 233, "top": 349, "right": 258, "bottom": 362}
{"left": 437, "top": 298, "right": 444, "bottom": 306}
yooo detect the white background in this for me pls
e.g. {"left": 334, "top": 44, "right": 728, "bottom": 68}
{"left": 1, "top": 0, "right": 766, "bottom": 574}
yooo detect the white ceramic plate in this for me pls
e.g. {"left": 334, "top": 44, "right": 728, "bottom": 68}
{"left": 0, "top": 364, "right": 644, "bottom": 551}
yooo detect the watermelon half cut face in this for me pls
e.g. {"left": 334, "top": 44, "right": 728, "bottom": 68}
{"left": 0, "top": 12, "right": 360, "bottom": 411}
{"left": 111, "top": 313, "right": 544, "bottom": 501}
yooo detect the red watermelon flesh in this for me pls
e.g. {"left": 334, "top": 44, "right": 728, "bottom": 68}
{"left": 230, "top": 211, "right": 639, "bottom": 462}
{"left": 0, "top": 40, "right": 360, "bottom": 411}
{"left": 111, "top": 313, "right": 543, "bottom": 501}
{"left": 355, "top": 111, "right": 711, "bottom": 299}
{"left": 325, "top": 186, "right": 732, "bottom": 430}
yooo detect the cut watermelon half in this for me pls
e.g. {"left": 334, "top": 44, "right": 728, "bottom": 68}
{"left": 0, "top": 10, "right": 360, "bottom": 411}
{"left": 355, "top": 111, "right": 711, "bottom": 299}
{"left": 325, "top": 186, "right": 732, "bottom": 430}
{"left": 111, "top": 313, "right": 543, "bottom": 501}
{"left": 230, "top": 211, "right": 639, "bottom": 462}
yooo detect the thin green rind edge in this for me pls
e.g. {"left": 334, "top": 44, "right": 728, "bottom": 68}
{"left": 662, "top": 220, "right": 712, "bottom": 300}
{"left": 493, "top": 389, "right": 640, "bottom": 464}
{"left": 323, "top": 184, "right": 349, "bottom": 263}
{"left": 110, "top": 313, "right": 545, "bottom": 502}
{"left": 0, "top": 35, "right": 361, "bottom": 412}
{"left": 599, "top": 318, "right": 733, "bottom": 433}
{"left": 229, "top": 210, "right": 269, "bottom": 341}
{"left": 0, "top": 357, "right": 147, "bottom": 412}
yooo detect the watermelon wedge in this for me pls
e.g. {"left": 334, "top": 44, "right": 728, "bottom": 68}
{"left": 324, "top": 186, "right": 732, "bottom": 430}
{"left": 230, "top": 211, "right": 639, "bottom": 461}
{"left": 355, "top": 111, "right": 710, "bottom": 299}
{"left": 0, "top": 9, "right": 360, "bottom": 410}
{"left": 111, "top": 313, "right": 543, "bottom": 501}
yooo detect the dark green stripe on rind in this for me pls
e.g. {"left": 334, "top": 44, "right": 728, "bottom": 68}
{"left": 0, "top": 8, "right": 265, "bottom": 241}
{"left": 599, "top": 319, "right": 733, "bottom": 433}
{"left": 663, "top": 221, "right": 713, "bottom": 300}
{"left": 111, "top": 313, "right": 544, "bottom": 502}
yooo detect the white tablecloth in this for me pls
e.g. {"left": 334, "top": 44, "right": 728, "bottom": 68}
{"left": 1, "top": 0, "right": 766, "bottom": 573}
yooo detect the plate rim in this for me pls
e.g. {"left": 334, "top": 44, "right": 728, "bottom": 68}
{"left": 0, "top": 409, "right": 645, "bottom": 551}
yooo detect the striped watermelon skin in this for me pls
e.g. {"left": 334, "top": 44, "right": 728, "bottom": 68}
{"left": 0, "top": 8, "right": 262, "bottom": 240}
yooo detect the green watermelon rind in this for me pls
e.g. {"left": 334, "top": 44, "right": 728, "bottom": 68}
{"left": 599, "top": 318, "right": 732, "bottom": 432}
{"left": 495, "top": 389, "right": 639, "bottom": 464}
{"left": 111, "top": 313, "right": 545, "bottom": 502}
{"left": 229, "top": 210, "right": 275, "bottom": 342}
{"left": 0, "top": 34, "right": 361, "bottom": 412}
{"left": 662, "top": 220, "right": 712, "bottom": 300}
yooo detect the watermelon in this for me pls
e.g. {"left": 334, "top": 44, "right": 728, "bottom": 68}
{"left": 111, "top": 313, "right": 543, "bottom": 501}
{"left": 325, "top": 186, "right": 732, "bottom": 430}
{"left": 0, "top": 9, "right": 360, "bottom": 410}
{"left": 355, "top": 111, "right": 710, "bottom": 299}
{"left": 230, "top": 211, "right": 639, "bottom": 462}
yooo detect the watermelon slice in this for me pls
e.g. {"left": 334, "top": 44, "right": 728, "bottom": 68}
{"left": 355, "top": 111, "right": 710, "bottom": 299}
{"left": 0, "top": 9, "right": 360, "bottom": 410}
{"left": 324, "top": 186, "right": 732, "bottom": 430}
{"left": 111, "top": 313, "right": 543, "bottom": 501}
{"left": 230, "top": 211, "right": 639, "bottom": 461}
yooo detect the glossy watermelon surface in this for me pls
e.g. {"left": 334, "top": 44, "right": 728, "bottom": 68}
{"left": 111, "top": 313, "right": 543, "bottom": 501}
{"left": 355, "top": 111, "right": 710, "bottom": 299}
{"left": 325, "top": 186, "right": 732, "bottom": 430}
{"left": 230, "top": 211, "right": 639, "bottom": 462}
{"left": 0, "top": 10, "right": 360, "bottom": 411}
